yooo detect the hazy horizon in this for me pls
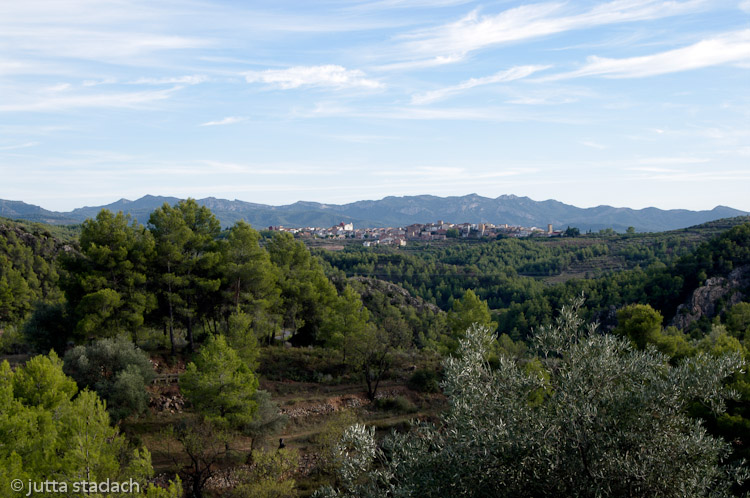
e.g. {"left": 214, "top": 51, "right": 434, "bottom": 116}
{"left": 5, "top": 191, "right": 747, "bottom": 215}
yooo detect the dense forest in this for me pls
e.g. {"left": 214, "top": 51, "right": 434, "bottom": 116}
{"left": 2, "top": 204, "right": 750, "bottom": 497}
{"left": 318, "top": 217, "right": 750, "bottom": 339}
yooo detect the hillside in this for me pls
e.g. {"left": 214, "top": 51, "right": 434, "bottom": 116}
{"left": 3, "top": 204, "right": 750, "bottom": 497}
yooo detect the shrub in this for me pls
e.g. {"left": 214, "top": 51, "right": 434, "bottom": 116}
{"left": 63, "top": 336, "right": 155, "bottom": 421}
{"left": 23, "top": 302, "right": 72, "bottom": 353}
{"left": 229, "top": 448, "right": 299, "bottom": 498}
{"left": 314, "top": 410, "right": 360, "bottom": 476}
{"left": 372, "top": 395, "right": 417, "bottom": 413}
{"left": 407, "top": 369, "right": 440, "bottom": 393}
{"left": 0, "top": 325, "right": 24, "bottom": 354}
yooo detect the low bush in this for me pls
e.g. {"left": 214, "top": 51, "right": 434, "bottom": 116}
{"left": 407, "top": 368, "right": 441, "bottom": 393}
{"left": 259, "top": 346, "right": 354, "bottom": 382}
{"left": 372, "top": 395, "right": 417, "bottom": 413}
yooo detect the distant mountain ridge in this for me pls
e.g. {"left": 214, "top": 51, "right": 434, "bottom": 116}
{"left": 0, "top": 194, "right": 746, "bottom": 233}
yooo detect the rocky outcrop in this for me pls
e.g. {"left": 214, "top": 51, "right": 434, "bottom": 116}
{"left": 671, "top": 265, "right": 750, "bottom": 330}
{"left": 150, "top": 393, "right": 186, "bottom": 414}
{"left": 352, "top": 276, "right": 443, "bottom": 315}
{"left": 280, "top": 394, "right": 367, "bottom": 419}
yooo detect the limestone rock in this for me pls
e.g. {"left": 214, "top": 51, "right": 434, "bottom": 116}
{"left": 672, "top": 265, "right": 750, "bottom": 330}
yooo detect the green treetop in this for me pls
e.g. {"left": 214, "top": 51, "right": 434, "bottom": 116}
{"left": 319, "top": 284, "right": 371, "bottom": 363}
{"left": 613, "top": 303, "right": 663, "bottom": 349}
{"left": 179, "top": 334, "right": 259, "bottom": 430}
{"left": 219, "top": 221, "right": 282, "bottom": 343}
{"left": 148, "top": 199, "right": 222, "bottom": 352}
{"left": 62, "top": 209, "right": 156, "bottom": 341}
{"left": 0, "top": 352, "right": 181, "bottom": 497}
{"left": 266, "top": 232, "right": 339, "bottom": 345}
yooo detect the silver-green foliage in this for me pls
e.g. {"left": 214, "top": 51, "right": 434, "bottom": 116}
{"left": 63, "top": 336, "right": 155, "bottom": 421}
{"left": 316, "top": 300, "right": 748, "bottom": 498}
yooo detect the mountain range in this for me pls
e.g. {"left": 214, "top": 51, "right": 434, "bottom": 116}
{"left": 0, "top": 194, "right": 746, "bottom": 233}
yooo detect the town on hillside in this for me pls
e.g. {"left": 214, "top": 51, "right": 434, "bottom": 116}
{"left": 268, "top": 220, "right": 564, "bottom": 246}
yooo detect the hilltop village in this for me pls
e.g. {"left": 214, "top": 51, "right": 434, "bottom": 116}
{"left": 269, "top": 220, "right": 563, "bottom": 246}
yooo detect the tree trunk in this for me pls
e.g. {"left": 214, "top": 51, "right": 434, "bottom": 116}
{"left": 168, "top": 301, "right": 176, "bottom": 356}
{"left": 167, "top": 264, "right": 176, "bottom": 356}
{"left": 187, "top": 317, "right": 195, "bottom": 352}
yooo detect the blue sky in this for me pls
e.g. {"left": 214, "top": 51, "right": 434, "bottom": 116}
{"left": 2, "top": 0, "right": 749, "bottom": 212}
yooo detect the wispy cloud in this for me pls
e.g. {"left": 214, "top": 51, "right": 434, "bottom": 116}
{"left": 132, "top": 75, "right": 209, "bottom": 85}
{"left": 324, "top": 134, "right": 400, "bottom": 143}
{"left": 636, "top": 157, "right": 711, "bottom": 165}
{"left": 297, "top": 102, "right": 586, "bottom": 124}
{"left": 351, "top": 0, "right": 475, "bottom": 11}
{"left": 200, "top": 116, "right": 246, "bottom": 127}
{"left": 503, "top": 85, "right": 594, "bottom": 105}
{"left": 0, "top": 142, "right": 38, "bottom": 151}
{"left": 395, "top": 0, "right": 710, "bottom": 64}
{"left": 628, "top": 166, "right": 680, "bottom": 173}
{"left": 411, "top": 65, "right": 550, "bottom": 104}
{"left": 629, "top": 169, "right": 750, "bottom": 182}
{"left": 549, "top": 29, "right": 750, "bottom": 79}
{"left": 580, "top": 140, "right": 606, "bottom": 149}
{"left": 374, "top": 55, "right": 463, "bottom": 72}
{"left": 0, "top": 87, "right": 177, "bottom": 112}
{"left": 82, "top": 77, "right": 117, "bottom": 87}
{"left": 244, "top": 65, "right": 383, "bottom": 90}
{"left": 0, "top": 58, "right": 46, "bottom": 75}
{"left": 197, "top": 160, "right": 340, "bottom": 176}
{"left": 507, "top": 96, "right": 578, "bottom": 105}
{"left": 2, "top": 28, "right": 209, "bottom": 62}
{"left": 372, "top": 165, "right": 537, "bottom": 179}
{"left": 380, "top": 166, "right": 466, "bottom": 177}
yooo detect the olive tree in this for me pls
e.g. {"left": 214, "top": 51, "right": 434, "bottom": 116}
{"left": 316, "top": 300, "right": 747, "bottom": 498}
{"left": 63, "top": 336, "right": 155, "bottom": 421}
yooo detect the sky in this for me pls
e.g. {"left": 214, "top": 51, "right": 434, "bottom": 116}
{"left": 1, "top": 0, "right": 749, "bottom": 212}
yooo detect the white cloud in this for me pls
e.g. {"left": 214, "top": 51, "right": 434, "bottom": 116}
{"left": 297, "top": 101, "right": 586, "bottom": 124}
{"left": 244, "top": 65, "right": 383, "bottom": 90}
{"left": 580, "top": 140, "right": 606, "bottom": 150}
{"left": 2, "top": 27, "right": 209, "bottom": 62}
{"left": 374, "top": 55, "right": 463, "bottom": 72}
{"left": 200, "top": 116, "right": 246, "bottom": 127}
{"left": 503, "top": 85, "right": 593, "bottom": 105}
{"left": 0, "top": 1, "right": 211, "bottom": 64}
{"left": 397, "top": 0, "right": 710, "bottom": 63}
{"left": 132, "top": 75, "right": 209, "bottom": 85}
{"left": 628, "top": 166, "right": 681, "bottom": 173}
{"left": 507, "top": 96, "right": 578, "bottom": 105}
{"left": 45, "top": 83, "right": 73, "bottom": 93}
{"left": 325, "top": 134, "right": 400, "bottom": 143}
{"left": 411, "top": 65, "right": 550, "bottom": 104}
{"left": 0, "top": 142, "right": 38, "bottom": 151}
{"left": 740, "top": 0, "right": 750, "bottom": 13}
{"left": 0, "top": 87, "right": 177, "bottom": 112}
{"left": 351, "top": 0, "right": 475, "bottom": 10}
{"left": 0, "top": 58, "right": 38, "bottom": 75}
{"left": 412, "top": 166, "right": 465, "bottom": 176}
{"left": 371, "top": 166, "right": 535, "bottom": 179}
{"left": 82, "top": 77, "right": 117, "bottom": 87}
{"left": 629, "top": 169, "right": 750, "bottom": 182}
{"left": 636, "top": 157, "right": 711, "bottom": 165}
{"left": 549, "top": 30, "right": 750, "bottom": 79}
